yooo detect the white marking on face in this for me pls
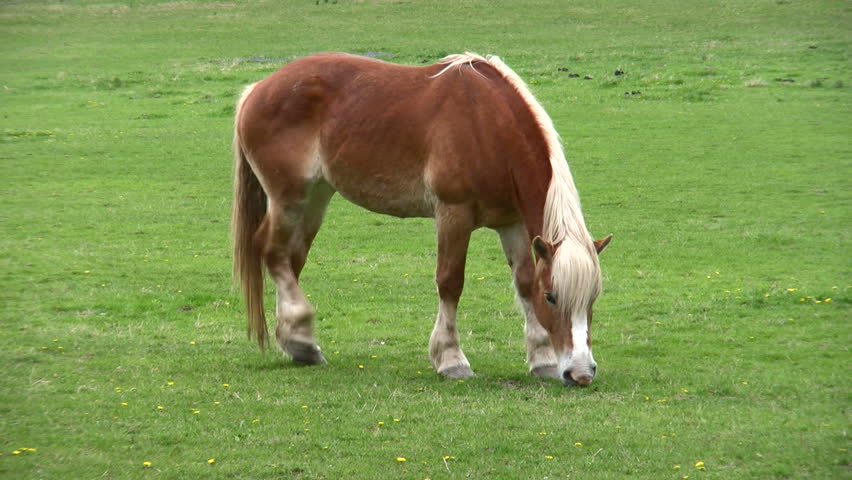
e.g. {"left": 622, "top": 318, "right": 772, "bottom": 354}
{"left": 557, "top": 310, "right": 596, "bottom": 377}
{"left": 571, "top": 311, "right": 590, "bottom": 357}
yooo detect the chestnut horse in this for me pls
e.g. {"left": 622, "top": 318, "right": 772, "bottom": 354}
{"left": 232, "top": 53, "right": 611, "bottom": 386}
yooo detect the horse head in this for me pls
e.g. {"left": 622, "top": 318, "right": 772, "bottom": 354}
{"left": 531, "top": 234, "right": 612, "bottom": 386}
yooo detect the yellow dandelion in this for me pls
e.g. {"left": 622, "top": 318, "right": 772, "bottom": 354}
{"left": 301, "top": 405, "right": 308, "bottom": 409}
{"left": 207, "top": 458, "right": 215, "bottom": 464}
{"left": 476, "top": 276, "right": 485, "bottom": 280}
{"left": 545, "top": 455, "right": 554, "bottom": 460}
{"left": 190, "top": 341, "right": 196, "bottom": 345}
{"left": 681, "top": 388, "right": 689, "bottom": 393}
{"left": 674, "top": 464, "right": 681, "bottom": 470}
{"left": 84, "top": 270, "right": 91, "bottom": 274}
{"left": 393, "top": 418, "right": 401, "bottom": 422}
{"left": 252, "top": 418, "right": 260, "bottom": 423}
{"left": 222, "top": 383, "right": 230, "bottom": 388}
{"left": 371, "top": 354, "right": 378, "bottom": 359}
{"left": 166, "top": 381, "right": 174, "bottom": 386}
{"left": 192, "top": 409, "right": 201, "bottom": 414}
{"left": 378, "top": 421, "right": 385, "bottom": 426}
{"left": 143, "top": 461, "right": 152, "bottom": 467}
{"left": 741, "top": 381, "right": 748, "bottom": 385}
{"left": 695, "top": 461, "right": 705, "bottom": 470}
{"left": 786, "top": 288, "right": 797, "bottom": 292}
{"left": 157, "top": 405, "right": 165, "bottom": 410}
{"left": 443, "top": 455, "right": 456, "bottom": 460}
{"left": 120, "top": 402, "right": 128, "bottom": 406}
{"left": 214, "top": 401, "right": 221, "bottom": 406}
{"left": 574, "top": 442, "right": 582, "bottom": 446}
{"left": 358, "top": 365, "right": 364, "bottom": 369}
{"left": 539, "top": 431, "right": 547, "bottom": 436}
{"left": 825, "top": 298, "right": 832, "bottom": 303}
{"left": 12, "top": 450, "right": 21, "bottom": 455}
{"left": 396, "top": 457, "right": 406, "bottom": 463}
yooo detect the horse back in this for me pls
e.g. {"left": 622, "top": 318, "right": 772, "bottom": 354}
{"left": 238, "top": 53, "right": 549, "bottom": 226}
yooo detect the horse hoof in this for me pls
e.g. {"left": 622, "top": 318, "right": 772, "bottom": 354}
{"left": 438, "top": 364, "right": 475, "bottom": 379}
{"left": 530, "top": 364, "right": 560, "bottom": 379}
{"left": 284, "top": 340, "right": 327, "bottom": 365}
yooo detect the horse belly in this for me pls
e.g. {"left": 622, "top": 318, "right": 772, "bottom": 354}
{"left": 320, "top": 158, "right": 435, "bottom": 218}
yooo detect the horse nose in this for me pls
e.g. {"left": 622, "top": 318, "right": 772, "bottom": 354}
{"left": 562, "top": 369, "right": 594, "bottom": 387}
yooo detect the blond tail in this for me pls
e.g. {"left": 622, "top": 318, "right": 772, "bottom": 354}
{"left": 231, "top": 83, "right": 268, "bottom": 349}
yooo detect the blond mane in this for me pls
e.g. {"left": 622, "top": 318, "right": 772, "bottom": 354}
{"left": 437, "top": 53, "right": 602, "bottom": 312}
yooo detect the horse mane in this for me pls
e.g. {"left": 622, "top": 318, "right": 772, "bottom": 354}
{"left": 437, "top": 53, "right": 602, "bottom": 313}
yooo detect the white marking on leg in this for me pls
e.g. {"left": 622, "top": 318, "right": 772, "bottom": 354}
{"left": 430, "top": 298, "right": 471, "bottom": 374}
{"left": 519, "top": 296, "right": 557, "bottom": 369}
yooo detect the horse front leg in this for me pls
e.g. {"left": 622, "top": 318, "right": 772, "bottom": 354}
{"left": 498, "top": 223, "right": 559, "bottom": 379}
{"left": 429, "top": 205, "right": 475, "bottom": 379}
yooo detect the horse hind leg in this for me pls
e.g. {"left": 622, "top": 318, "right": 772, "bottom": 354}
{"left": 262, "top": 181, "right": 333, "bottom": 365}
{"left": 497, "top": 223, "right": 559, "bottom": 379}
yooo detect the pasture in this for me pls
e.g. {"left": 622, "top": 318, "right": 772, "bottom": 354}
{"left": 1, "top": 0, "right": 849, "bottom": 478}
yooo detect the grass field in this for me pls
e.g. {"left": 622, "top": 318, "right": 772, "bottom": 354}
{"left": 1, "top": 1, "right": 850, "bottom": 478}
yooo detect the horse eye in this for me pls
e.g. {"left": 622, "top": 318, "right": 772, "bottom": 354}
{"left": 545, "top": 292, "right": 557, "bottom": 305}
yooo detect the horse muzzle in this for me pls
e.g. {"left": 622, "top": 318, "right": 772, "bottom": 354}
{"left": 560, "top": 357, "right": 597, "bottom": 387}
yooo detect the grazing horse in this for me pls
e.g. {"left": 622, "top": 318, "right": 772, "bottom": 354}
{"left": 232, "top": 52, "right": 611, "bottom": 386}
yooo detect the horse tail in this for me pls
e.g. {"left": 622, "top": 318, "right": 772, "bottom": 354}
{"left": 231, "top": 82, "right": 268, "bottom": 350}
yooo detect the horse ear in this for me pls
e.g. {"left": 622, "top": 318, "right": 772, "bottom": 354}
{"left": 594, "top": 234, "right": 613, "bottom": 255}
{"left": 532, "top": 236, "right": 554, "bottom": 263}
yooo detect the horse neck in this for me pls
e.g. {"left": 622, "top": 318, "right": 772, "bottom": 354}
{"left": 510, "top": 154, "right": 552, "bottom": 241}
{"left": 511, "top": 148, "right": 590, "bottom": 251}
{"left": 542, "top": 159, "right": 592, "bottom": 249}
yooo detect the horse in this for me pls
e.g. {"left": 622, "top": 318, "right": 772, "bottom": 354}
{"left": 231, "top": 52, "right": 611, "bottom": 386}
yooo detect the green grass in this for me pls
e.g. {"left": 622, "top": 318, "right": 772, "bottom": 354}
{"left": 1, "top": 0, "right": 850, "bottom": 478}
